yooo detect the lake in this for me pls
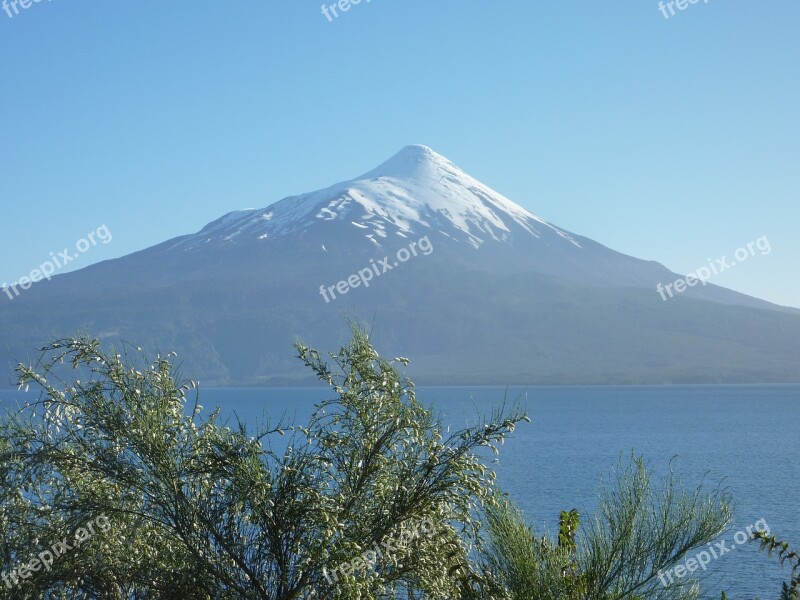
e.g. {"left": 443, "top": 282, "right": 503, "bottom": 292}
{"left": 2, "top": 384, "right": 798, "bottom": 599}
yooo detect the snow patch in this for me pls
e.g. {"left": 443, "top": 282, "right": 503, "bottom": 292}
{"left": 170, "top": 145, "right": 582, "bottom": 253}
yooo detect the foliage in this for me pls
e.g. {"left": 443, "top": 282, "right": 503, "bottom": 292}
{"left": 473, "top": 456, "right": 734, "bottom": 600}
{"left": 0, "top": 324, "right": 526, "bottom": 599}
{"left": 752, "top": 531, "right": 800, "bottom": 600}
{"left": 1, "top": 323, "right": 794, "bottom": 599}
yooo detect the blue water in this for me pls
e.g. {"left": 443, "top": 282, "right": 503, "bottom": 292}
{"left": 2, "top": 385, "right": 798, "bottom": 599}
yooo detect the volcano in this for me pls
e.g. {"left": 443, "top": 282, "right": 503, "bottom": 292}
{"left": 2, "top": 145, "right": 798, "bottom": 386}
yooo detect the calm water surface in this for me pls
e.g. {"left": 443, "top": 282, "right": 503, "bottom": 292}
{"left": 2, "top": 385, "right": 798, "bottom": 599}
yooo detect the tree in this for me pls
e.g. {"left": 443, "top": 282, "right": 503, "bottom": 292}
{"left": 473, "top": 456, "right": 734, "bottom": 600}
{"left": 1, "top": 323, "right": 789, "bottom": 599}
{"left": 0, "top": 324, "right": 526, "bottom": 599}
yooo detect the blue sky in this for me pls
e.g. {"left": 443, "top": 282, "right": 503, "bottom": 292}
{"left": 1, "top": 0, "right": 798, "bottom": 306}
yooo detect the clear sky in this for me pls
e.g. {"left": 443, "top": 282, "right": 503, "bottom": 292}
{"left": 1, "top": 1, "right": 798, "bottom": 306}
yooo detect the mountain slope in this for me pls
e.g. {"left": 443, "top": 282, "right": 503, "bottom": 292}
{"left": 1, "top": 145, "right": 798, "bottom": 386}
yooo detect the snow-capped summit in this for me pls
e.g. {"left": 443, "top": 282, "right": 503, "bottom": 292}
{"left": 356, "top": 144, "right": 460, "bottom": 180}
{"left": 2, "top": 145, "right": 795, "bottom": 389}
{"left": 174, "top": 145, "right": 579, "bottom": 252}
{"left": 164, "top": 145, "right": 775, "bottom": 294}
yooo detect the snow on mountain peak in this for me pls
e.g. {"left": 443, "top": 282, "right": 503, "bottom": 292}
{"left": 356, "top": 144, "right": 456, "bottom": 181}
{"left": 173, "top": 146, "right": 580, "bottom": 251}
